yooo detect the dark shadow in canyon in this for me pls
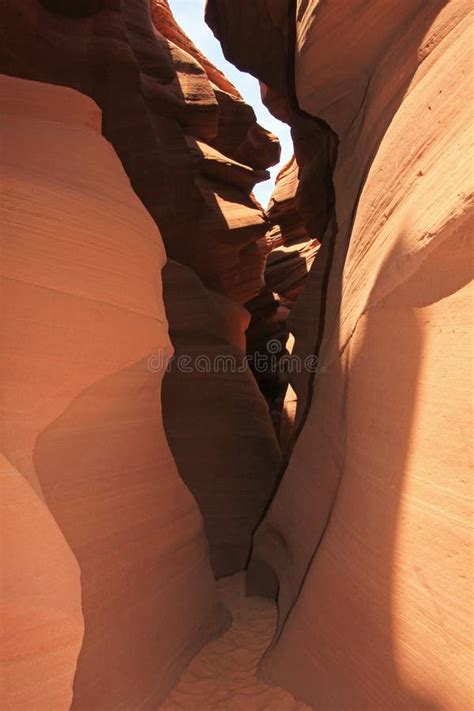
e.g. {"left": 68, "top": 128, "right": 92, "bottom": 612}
{"left": 160, "top": 265, "right": 281, "bottom": 581}
{"left": 40, "top": 0, "right": 101, "bottom": 16}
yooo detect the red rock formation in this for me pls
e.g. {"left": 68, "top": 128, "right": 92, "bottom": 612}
{"left": 150, "top": 0, "right": 239, "bottom": 98}
{"left": 162, "top": 261, "right": 281, "bottom": 577}
{"left": 0, "top": 0, "right": 284, "bottom": 578}
{"left": 1, "top": 74, "right": 228, "bottom": 709}
{"left": 3, "top": 2, "right": 472, "bottom": 710}
{"left": 262, "top": 158, "right": 321, "bottom": 443}
{"left": 269, "top": 3, "right": 473, "bottom": 706}
{"left": 0, "top": 0, "right": 279, "bottom": 303}
{"left": 265, "top": 158, "right": 319, "bottom": 305}
{"left": 206, "top": 1, "right": 334, "bottom": 442}
{"left": 209, "top": 1, "right": 474, "bottom": 708}
{"left": 1, "top": 454, "right": 83, "bottom": 711}
{"left": 205, "top": 0, "right": 336, "bottom": 239}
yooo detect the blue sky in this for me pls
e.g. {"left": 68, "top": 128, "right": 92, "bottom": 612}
{"left": 168, "top": 0, "right": 293, "bottom": 206}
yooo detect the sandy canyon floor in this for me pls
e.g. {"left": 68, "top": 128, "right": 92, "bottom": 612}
{"left": 160, "top": 574, "right": 312, "bottom": 710}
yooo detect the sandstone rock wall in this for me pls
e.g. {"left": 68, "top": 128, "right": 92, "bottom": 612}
{"left": 3, "top": 2, "right": 472, "bottom": 708}
{"left": 162, "top": 261, "right": 281, "bottom": 578}
{"left": 266, "top": 159, "right": 320, "bottom": 306}
{"left": 1, "top": 454, "right": 83, "bottom": 710}
{"left": 262, "top": 158, "right": 321, "bottom": 443}
{"left": 0, "top": 75, "right": 228, "bottom": 710}
{"left": 209, "top": 1, "right": 474, "bottom": 708}
{"left": 0, "top": 0, "right": 282, "bottom": 579}
{"left": 206, "top": 0, "right": 336, "bottom": 445}
{"left": 0, "top": 0, "right": 278, "bottom": 303}
{"left": 205, "top": 0, "right": 336, "bottom": 241}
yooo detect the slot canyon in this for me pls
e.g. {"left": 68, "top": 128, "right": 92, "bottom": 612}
{"left": 1, "top": 0, "right": 473, "bottom": 709}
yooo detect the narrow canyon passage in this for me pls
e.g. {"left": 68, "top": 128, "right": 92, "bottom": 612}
{"left": 1, "top": 2, "right": 473, "bottom": 711}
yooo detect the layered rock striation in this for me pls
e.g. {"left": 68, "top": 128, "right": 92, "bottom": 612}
{"left": 1, "top": 74, "right": 229, "bottom": 710}
{"left": 2, "top": 2, "right": 473, "bottom": 710}
{"left": 206, "top": 1, "right": 337, "bottom": 443}
{"left": 0, "top": 0, "right": 282, "bottom": 581}
{"left": 1, "top": 0, "right": 279, "bottom": 303}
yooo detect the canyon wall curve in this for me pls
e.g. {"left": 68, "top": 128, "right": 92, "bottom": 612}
{"left": 1, "top": 1, "right": 473, "bottom": 709}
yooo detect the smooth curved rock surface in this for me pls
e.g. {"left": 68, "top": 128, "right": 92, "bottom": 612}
{"left": 245, "top": 2, "right": 474, "bottom": 709}
{"left": 207, "top": 0, "right": 474, "bottom": 707}
{"left": 3, "top": 2, "right": 473, "bottom": 710}
{"left": 1, "top": 74, "right": 228, "bottom": 709}
{"left": 1, "top": 454, "right": 83, "bottom": 711}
